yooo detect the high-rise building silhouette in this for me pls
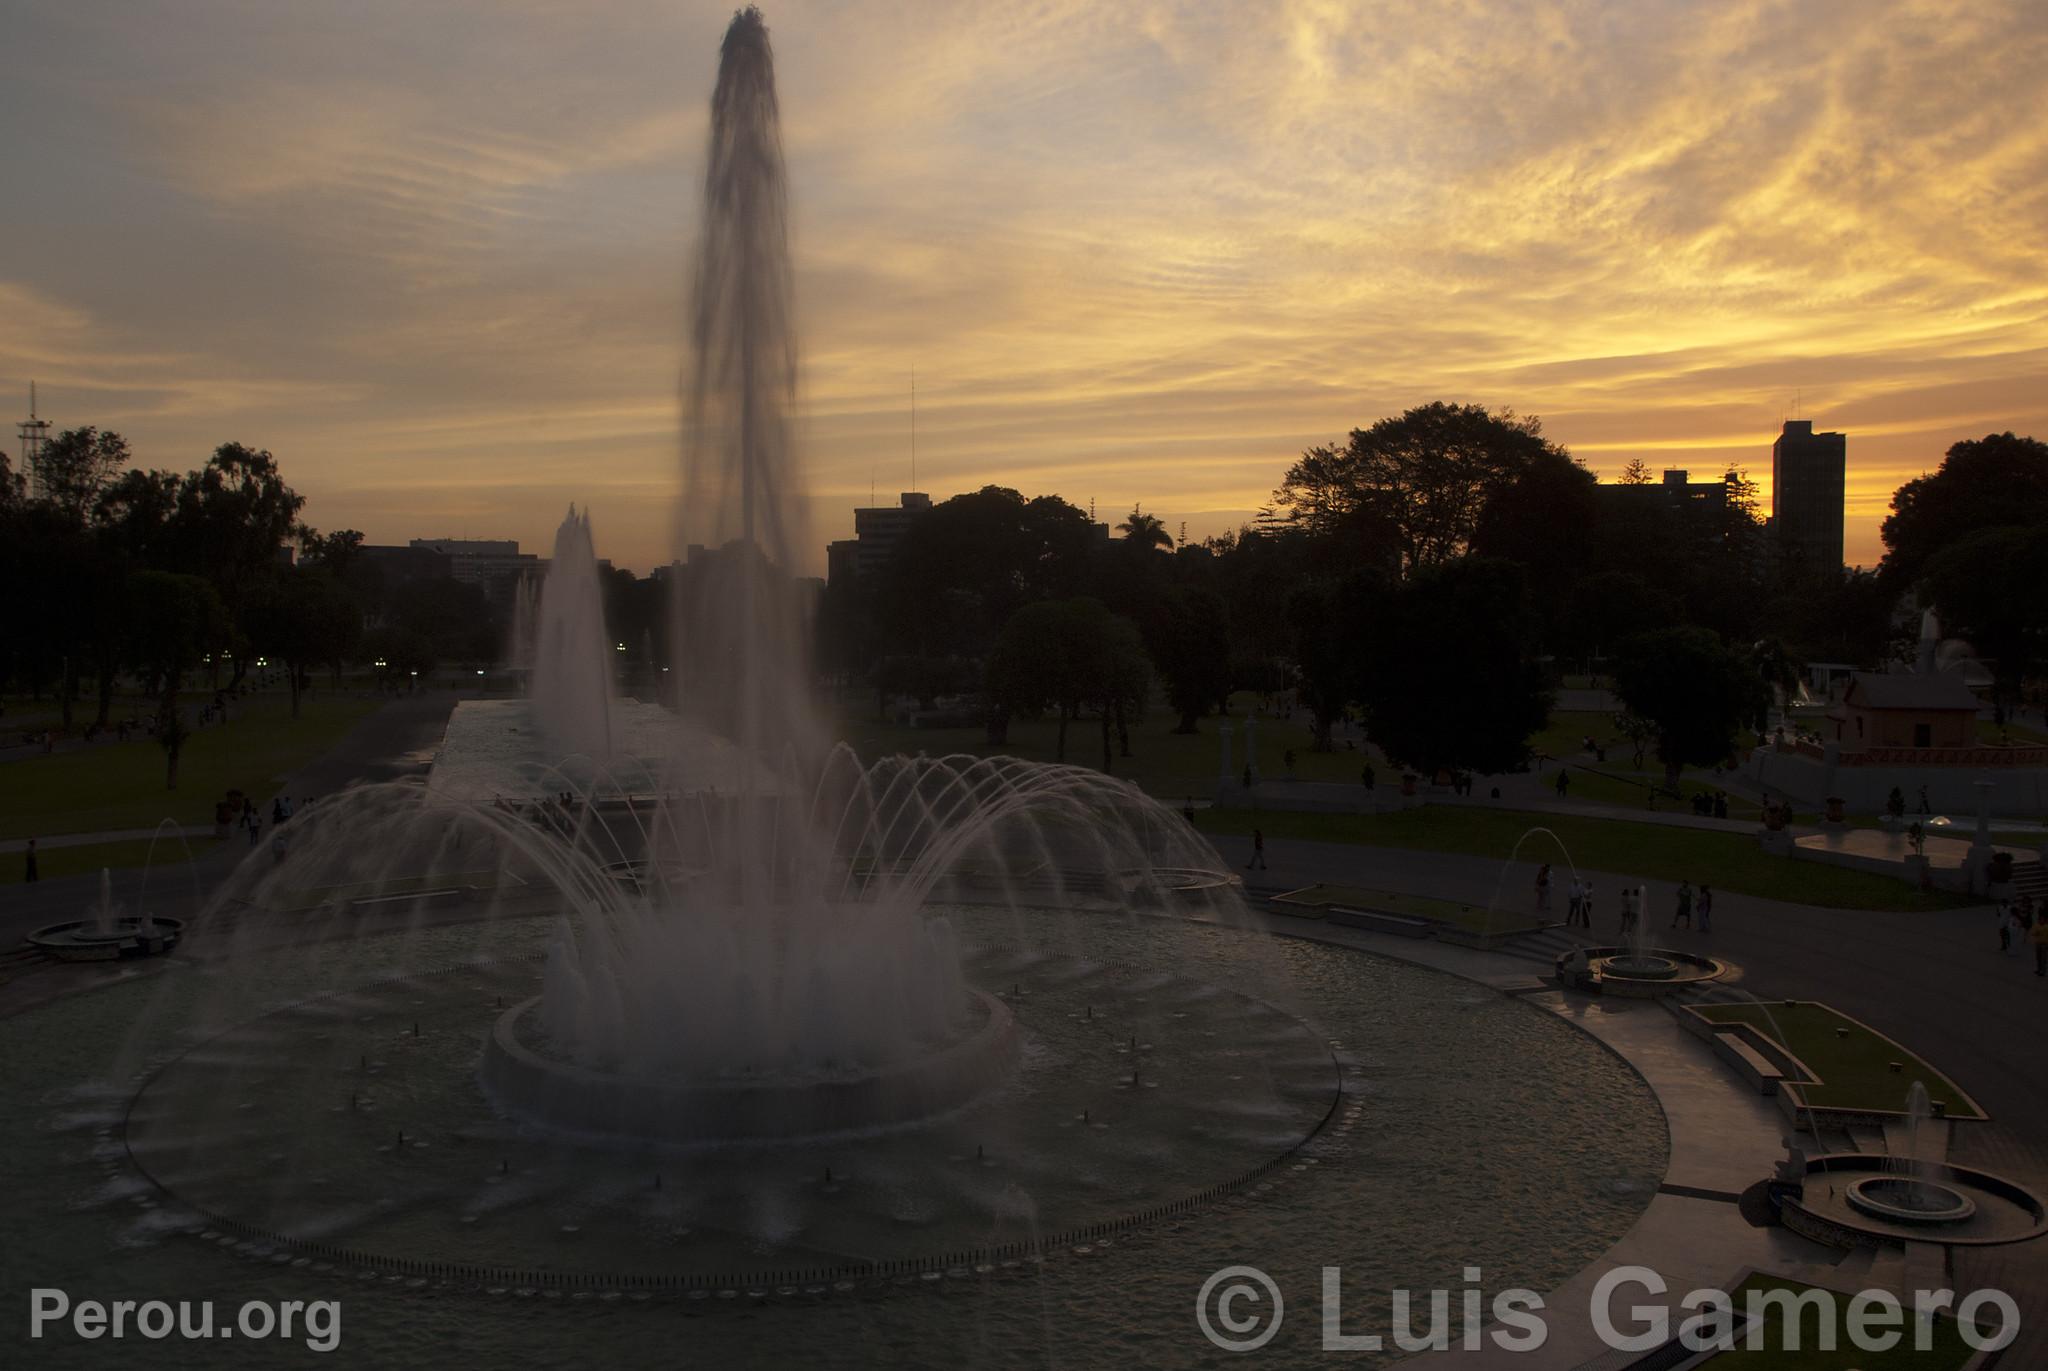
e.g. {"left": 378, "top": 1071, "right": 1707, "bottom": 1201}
{"left": 1769, "top": 420, "right": 1845, "bottom": 575}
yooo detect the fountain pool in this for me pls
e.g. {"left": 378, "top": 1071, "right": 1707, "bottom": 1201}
{"left": 7, "top": 910, "right": 1667, "bottom": 1367}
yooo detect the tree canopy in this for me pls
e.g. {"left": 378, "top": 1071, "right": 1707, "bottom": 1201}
{"left": 1273, "top": 402, "right": 1571, "bottom": 577}
{"left": 1352, "top": 557, "right": 1550, "bottom": 776}
{"left": 1880, "top": 432, "right": 2048, "bottom": 589}
{"left": 1610, "top": 626, "right": 1766, "bottom": 785}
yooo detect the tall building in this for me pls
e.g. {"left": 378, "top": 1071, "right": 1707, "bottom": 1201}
{"left": 828, "top": 491, "right": 931, "bottom": 587}
{"left": 1770, "top": 420, "right": 1846, "bottom": 575}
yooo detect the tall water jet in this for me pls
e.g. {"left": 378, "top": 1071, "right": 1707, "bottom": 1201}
{"left": 526, "top": 6, "right": 977, "bottom": 1103}
{"left": 675, "top": 4, "right": 815, "bottom": 767}
{"left": 530, "top": 505, "right": 614, "bottom": 761}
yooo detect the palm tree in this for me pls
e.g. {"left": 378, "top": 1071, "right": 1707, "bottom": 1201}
{"left": 1116, "top": 504, "right": 1172, "bottom": 552}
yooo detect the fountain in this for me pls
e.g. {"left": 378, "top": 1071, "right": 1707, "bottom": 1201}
{"left": 6, "top": 12, "right": 1675, "bottom": 1331}
{"left": 528, "top": 505, "right": 615, "bottom": 761}
{"left": 1607, "top": 889, "right": 1680, "bottom": 979}
{"left": 28, "top": 867, "right": 185, "bottom": 962}
{"left": 1845, "top": 1082, "right": 1977, "bottom": 1224}
{"left": 507, "top": 571, "right": 537, "bottom": 674}
{"left": 1553, "top": 881, "right": 1728, "bottom": 995}
{"left": 1774, "top": 1078, "right": 2044, "bottom": 1247}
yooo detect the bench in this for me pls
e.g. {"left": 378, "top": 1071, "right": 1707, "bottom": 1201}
{"left": 1713, "top": 1030, "right": 1786, "bottom": 1095}
{"left": 1325, "top": 905, "right": 1435, "bottom": 939}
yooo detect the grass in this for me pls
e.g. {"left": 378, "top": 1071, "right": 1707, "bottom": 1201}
{"left": 1699, "top": 1274, "right": 1978, "bottom": 1368}
{"left": 0, "top": 693, "right": 381, "bottom": 840}
{"left": 1273, "top": 882, "right": 1543, "bottom": 934}
{"left": 836, "top": 691, "right": 1379, "bottom": 801}
{"left": 1975, "top": 718, "right": 2048, "bottom": 746}
{"left": 1692, "top": 1001, "right": 1983, "bottom": 1119}
{"left": 10, "top": 836, "right": 227, "bottom": 883}
{"left": 1528, "top": 709, "right": 1619, "bottom": 761}
{"left": 1192, "top": 805, "right": 1971, "bottom": 912}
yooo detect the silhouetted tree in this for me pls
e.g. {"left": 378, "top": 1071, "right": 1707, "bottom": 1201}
{"left": 31, "top": 426, "right": 131, "bottom": 525}
{"left": 1880, "top": 433, "right": 2048, "bottom": 589}
{"left": 1115, "top": 504, "right": 1172, "bottom": 552}
{"left": 1273, "top": 402, "right": 1569, "bottom": 576}
{"left": 1352, "top": 557, "right": 1549, "bottom": 776}
{"left": 1922, "top": 525, "right": 2048, "bottom": 722}
{"left": 1147, "top": 587, "right": 1232, "bottom": 734}
{"left": 1610, "top": 626, "right": 1766, "bottom": 786}
{"left": 125, "top": 571, "right": 224, "bottom": 789}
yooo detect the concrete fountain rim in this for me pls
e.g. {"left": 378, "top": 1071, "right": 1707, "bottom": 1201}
{"left": 481, "top": 986, "right": 1022, "bottom": 1146}
{"left": 28, "top": 916, "right": 186, "bottom": 962}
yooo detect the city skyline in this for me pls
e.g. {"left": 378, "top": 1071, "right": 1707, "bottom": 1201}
{"left": 6, "top": 0, "right": 2046, "bottom": 574}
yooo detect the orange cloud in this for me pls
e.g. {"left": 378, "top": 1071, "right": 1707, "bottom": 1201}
{"left": 2, "top": 0, "right": 2042, "bottom": 574}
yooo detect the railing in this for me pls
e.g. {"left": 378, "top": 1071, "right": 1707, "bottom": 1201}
{"left": 1838, "top": 746, "right": 2048, "bottom": 767}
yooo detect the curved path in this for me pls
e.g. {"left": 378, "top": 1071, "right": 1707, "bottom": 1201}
{"left": 1209, "top": 832, "right": 2048, "bottom": 1366}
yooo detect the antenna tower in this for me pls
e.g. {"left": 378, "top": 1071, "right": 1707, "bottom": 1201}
{"left": 16, "top": 382, "right": 51, "bottom": 499}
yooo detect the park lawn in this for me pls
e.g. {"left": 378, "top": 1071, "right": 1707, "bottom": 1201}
{"left": 1274, "top": 882, "right": 1542, "bottom": 934}
{"left": 1974, "top": 718, "right": 2048, "bottom": 746}
{"left": 1692, "top": 1002, "right": 1983, "bottom": 1119}
{"left": 10, "top": 836, "right": 227, "bottom": 883}
{"left": 0, "top": 693, "right": 381, "bottom": 840}
{"left": 1192, "top": 805, "right": 1970, "bottom": 913}
{"left": 1700, "top": 1275, "right": 1977, "bottom": 1369}
{"left": 836, "top": 692, "right": 1382, "bottom": 801}
{"left": 1528, "top": 709, "right": 1617, "bottom": 761}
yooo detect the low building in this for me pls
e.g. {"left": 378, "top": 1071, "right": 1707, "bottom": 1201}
{"left": 1748, "top": 668, "right": 2048, "bottom": 815}
{"left": 1826, "top": 673, "right": 1980, "bottom": 752}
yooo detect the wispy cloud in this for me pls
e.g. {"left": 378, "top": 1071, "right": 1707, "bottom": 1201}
{"left": 3, "top": 0, "right": 2044, "bottom": 569}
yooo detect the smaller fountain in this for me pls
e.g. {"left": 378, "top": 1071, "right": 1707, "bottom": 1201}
{"left": 1845, "top": 1083, "right": 1977, "bottom": 1224}
{"left": 528, "top": 506, "right": 615, "bottom": 763}
{"left": 1555, "top": 884, "right": 1727, "bottom": 995}
{"left": 1775, "top": 1079, "right": 2046, "bottom": 1247}
{"left": 28, "top": 868, "right": 185, "bottom": 962}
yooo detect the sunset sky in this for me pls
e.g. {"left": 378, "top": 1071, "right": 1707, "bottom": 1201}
{"left": 4, "top": 0, "right": 2045, "bottom": 574}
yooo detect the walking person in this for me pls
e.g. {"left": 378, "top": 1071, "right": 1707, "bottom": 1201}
{"left": 1618, "top": 885, "right": 1636, "bottom": 939}
{"left": 1697, "top": 884, "right": 1713, "bottom": 933}
{"left": 1555, "top": 769, "right": 1570, "bottom": 799}
{"left": 1246, "top": 828, "right": 1267, "bottom": 872}
{"left": 23, "top": 838, "right": 37, "bottom": 884}
{"left": 1566, "top": 876, "right": 1584, "bottom": 928}
{"left": 1998, "top": 900, "right": 2014, "bottom": 954}
{"left": 1581, "top": 881, "right": 1596, "bottom": 930}
{"left": 1672, "top": 880, "right": 1694, "bottom": 929}
{"left": 2032, "top": 912, "right": 2048, "bottom": 978}
{"left": 1535, "top": 863, "right": 1552, "bottom": 914}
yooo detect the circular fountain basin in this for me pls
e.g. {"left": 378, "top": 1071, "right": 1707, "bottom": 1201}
{"left": 1557, "top": 946, "right": 1727, "bottom": 996}
{"left": 1845, "top": 1176, "right": 1978, "bottom": 1225}
{"left": 28, "top": 917, "right": 184, "bottom": 962}
{"left": 120, "top": 919, "right": 1374, "bottom": 1290}
{"left": 1781, "top": 1153, "right": 2047, "bottom": 1248}
{"left": 482, "top": 989, "right": 1021, "bottom": 1145}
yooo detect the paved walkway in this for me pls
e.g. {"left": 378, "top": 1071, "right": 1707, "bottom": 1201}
{"left": 0, "top": 825, "right": 214, "bottom": 855}
{"left": 1212, "top": 833, "right": 2048, "bottom": 1366}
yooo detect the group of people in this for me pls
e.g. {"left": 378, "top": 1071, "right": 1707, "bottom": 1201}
{"left": 1542, "top": 864, "right": 1713, "bottom": 935}
{"left": 1996, "top": 894, "right": 2048, "bottom": 976}
{"left": 216, "top": 792, "right": 307, "bottom": 862}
